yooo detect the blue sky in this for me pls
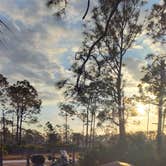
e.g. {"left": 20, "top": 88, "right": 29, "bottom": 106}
{"left": 0, "top": 0, "right": 165, "bottom": 133}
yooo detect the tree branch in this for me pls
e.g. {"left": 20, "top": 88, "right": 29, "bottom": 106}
{"left": 76, "top": 0, "right": 122, "bottom": 89}
{"left": 82, "top": 0, "right": 91, "bottom": 20}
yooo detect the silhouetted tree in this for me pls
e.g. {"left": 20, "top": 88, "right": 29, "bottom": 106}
{"left": 44, "top": 121, "right": 61, "bottom": 145}
{"left": 147, "top": 0, "right": 166, "bottom": 44}
{"left": 59, "top": 103, "right": 75, "bottom": 144}
{"left": 8, "top": 80, "right": 41, "bottom": 145}
{"left": 22, "top": 129, "right": 45, "bottom": 144}
{"left": 75, "top": 0, "right": 145, "bottom": 143}
{"left": 0, "top": 74, "right": 9, "bottom": 144}
{"left": 46, "top": 0, "right": 121, "bottom": 20}
{"left": 141, "top": 54, "right": 166, "bottom": 153}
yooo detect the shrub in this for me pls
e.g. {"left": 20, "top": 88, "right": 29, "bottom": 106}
{"left": 31, "top": 154, "right": 45, "bottom": 165}
{"left": 79, "top": 133, "right": 163, "bottom": 166}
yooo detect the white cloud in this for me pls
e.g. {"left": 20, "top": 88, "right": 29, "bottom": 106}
{"left": 0, "top": 0, "right": 83, "bottom": 111}
{"left": 130, "top": 43, "right": 143, "bottom": 50}
{"left": 143, "top": 37, "right": 166, "bottom": 55}
{"left": 0, "top": 0, "right": 164, "bottom": 133}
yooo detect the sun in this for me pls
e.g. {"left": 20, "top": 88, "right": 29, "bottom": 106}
{"left": 136, "top": 103, "right": 146, "bottom": 115}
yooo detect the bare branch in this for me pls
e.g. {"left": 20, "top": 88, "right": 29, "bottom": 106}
{"left": 76, "top": 0, "right": 122, "bottom": 89}
{"left": 82, "top": 0, "right": 91, "bottom": 20}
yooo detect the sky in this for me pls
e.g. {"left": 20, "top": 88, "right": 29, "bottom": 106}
{"left": 0, "top": 0, "right": 165, "bottom": 134}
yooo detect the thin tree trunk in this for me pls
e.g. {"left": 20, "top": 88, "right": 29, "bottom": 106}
{"left": 82, "top": 119, "right": 85, "bottom": 136}
{"left": 117, "top": 55, "right": 126, "bottom": 143}
{"left": 18, "top": 110, "right": 23, "bottom": 145}
{"left": 16, "top": 108, "right": 19, "bottom": 144}
{"left": 89, "top": 112, "right": 94, "bottom": 148}
{"left": 0, "top": 139, "right": 2, "bottom": 166}
{"left": 92, "top": 112, "right": 96, "bottom": 146}
{"left": 0, "top": 116, "right": 3, "bottom": 166}
{"left": 65, "top": 112, "right": 68, "bottom": 144}
{"left": 162, "top": 109, "right": 166, "bottom": 132}
{"left": 2, "top": 110, "right": 6, "bottom": 144}
{"left": 85, "top": 106, "right": 89, "bottom": 148}
{"left": 12, "top": 112, "right": 14, "bottom": 143}
{"left": 82, "top": 118, "right": 85, "bottom": 148}
{"left": 157, "top": 96, "right": 163, "bottom": 153}
{"left": 147, "top": 104, "right": 150, "bottom": 137}
{"left": 157, "top": 60, "right": 165, "bottom": 153}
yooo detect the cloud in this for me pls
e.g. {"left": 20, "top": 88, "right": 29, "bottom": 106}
{"left": 122, "top": 56, "right": 147, "bottom": 96}
{"left": 143, "top": 38, "right": 166, "bottom": 55}
{"left": 0, "top": 0, "right": 83, "bottom": 109}
{"left": 0, "top": 0, "right": 164, "bottom": 132}
{"left": 130, "top": 43, "right": 144, "bottom": 50}
{"left": 124, "top": 57, "right": 144, "bottom": 80}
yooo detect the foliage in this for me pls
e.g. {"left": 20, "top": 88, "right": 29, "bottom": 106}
{"left": 8, "top": 80, "right": 42, "bottom": 145}
{"left": 44, "top": 121, "right": 62, "bottom": 145}
{"left": 22, "top": 129, "right": 45, "bottom": 145}
{"left": 141, "top": 55, "right": 166, "bottom": 98}
{"left": 4, "top": 144, "right": 45, "bottom": 154}
{"left": 9, "top": 80, "right": 41, "bottom": 121}
{"left": 141, "top": 54, "right": 166, "bottom": 152}
{"left": 0, "top": 74, "right": 10, "bottom": 144}
{"left": 79, "top": 132, "right": 160, "bottom": 166}
{"left": 46, "top": 0, "right": 67, "bottom": 18}
{"left": 74, "top": 0, "right": 145, "bottom": 144}
{"left": 31, "top": 154, "right": 45, "bottom": 164}
{"left": 147, "top": 1, "right": 166, "bottom": 44}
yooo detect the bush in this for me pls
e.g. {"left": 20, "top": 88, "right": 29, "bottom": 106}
{"left": 31, "top": 154, "right": 45, "bottom": 165}
{"left": 79, "top": 132, "right": 163, "bottom": 166}
{"left": 4, "top": 144, "right": 45, "bottom": 154}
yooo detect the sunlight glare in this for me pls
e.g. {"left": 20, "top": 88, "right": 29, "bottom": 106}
{"left": 136, "top": 103, "right": 146, "bottom": 115}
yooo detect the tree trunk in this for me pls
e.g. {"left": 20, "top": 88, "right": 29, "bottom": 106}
{"left": 157, "top": 96, "right": 163, "bottom": 153}
{"left": 157, "top": 60, "right": 165, "bottom": 153}
{"left": 65, "top": 112, "right": 68, "bottom": 144}
{"left": 18, "top": 110, "right": 23, "bottom": 145}
{"left": 82, "top": 118, "right": 85, "bottom": 148}
{"left": 0, "top": 143, "right": 2, "bottom": 166}
{"left": 85, "top": 106, "right": 89, "bottom": 148}
{"left": 119, "top": 113, "right": 126, "bottom": 142}
{"left": 16, "top": 108, "right": 20, "bottom": 144}
{"left": 117, "top": 55, "right": 126, "bottom": 143}
{"left": 11, "top": 112, "right": 14, "bottom": 143}
{"left": 118, "top": 97, "right": 126, "bottom": 143}
{"left": 89, "top": 112, "right": 93, "bottom": 147}
{"left": 82, "top": 119, "right": 85, "bottom": 136}
{"left": 92, "top": 112, "right": 96, "bottom": 146}
{"left": 147, "top": 108, "right": 150, "bottom": 137}
{"left": 162, "top": 110, "right": 166, "bottom": 132}
{"left": 2, "top": 110, "right": 6, "bottom": 144}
